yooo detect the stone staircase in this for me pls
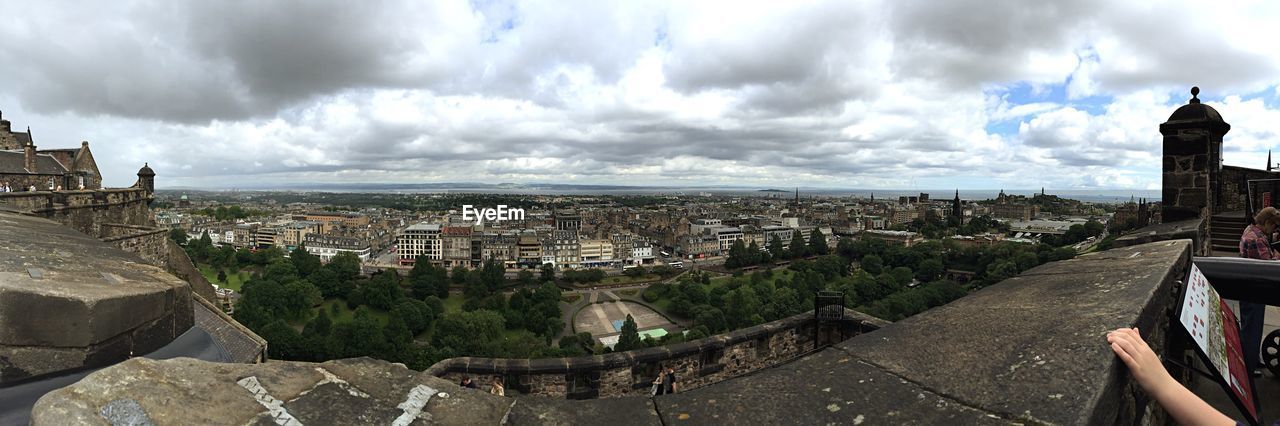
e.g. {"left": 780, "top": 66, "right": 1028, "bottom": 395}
{"left": 1210, "top": 211, "right": 1249, "bottom": 255}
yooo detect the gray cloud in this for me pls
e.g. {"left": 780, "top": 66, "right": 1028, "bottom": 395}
{"left": 0, "top": 0, "right": 1277, "bottom": 191}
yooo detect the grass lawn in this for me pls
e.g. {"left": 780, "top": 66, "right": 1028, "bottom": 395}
{"left": 501, "top": 328, "right": 537, "bottom": 340}
{"left": 441, "top": 295, "right": 465, "bottom": 315}
{"left": 707, "top": 269, "right": 795, "bottom": 291}
{"left": 315, "top": 298, "right": 390, "bottom": 325}
{"left": 561, "top": 293, "right": 583, "bottom": 304}
{"left": 617, "top": 289, "right": 638, "bottom": 297}
{"left": 199, "top": 264, "right": 251, "bottom": 292}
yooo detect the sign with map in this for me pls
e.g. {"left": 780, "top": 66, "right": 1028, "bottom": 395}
{"left": 1179, "top": 263, "right": 1258, "bottom": 424}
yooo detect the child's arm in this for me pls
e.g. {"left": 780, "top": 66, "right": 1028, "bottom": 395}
{"left": 1107, "top": 327, "right": 1234, "bottom": 426}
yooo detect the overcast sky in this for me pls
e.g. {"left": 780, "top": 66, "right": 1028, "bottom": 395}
{"left": 1, "top": 0, "right": 1278, "bottom": 190}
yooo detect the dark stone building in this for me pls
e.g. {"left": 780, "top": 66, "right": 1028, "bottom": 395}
{"left": 0, "top": 111, "right": 103, "bottom": 191}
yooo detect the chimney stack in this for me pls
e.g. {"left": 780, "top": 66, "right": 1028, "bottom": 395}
{"left": 24, "top": 139, "right": 37, "bottom": 173}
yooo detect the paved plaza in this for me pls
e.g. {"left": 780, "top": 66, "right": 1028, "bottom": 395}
{"left": 574, "top": 298, "right": 677, "bottom": 342}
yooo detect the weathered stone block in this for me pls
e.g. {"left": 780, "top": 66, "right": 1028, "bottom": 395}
{"left": 1178, "top": 188, "right": 1207, "bottom": 207}
{"left": 0, "top": 212, "right": 193, "bottom": 384}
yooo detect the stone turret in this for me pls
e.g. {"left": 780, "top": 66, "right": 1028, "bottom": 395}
{"left": 0, "top": 110, "right": 9, "bottom": 133}
{"left": 136, "top": 163, "right": 155, "bottom": 195}
{"left": 1161, "top": 86, "right": 1230, "bottom": 223}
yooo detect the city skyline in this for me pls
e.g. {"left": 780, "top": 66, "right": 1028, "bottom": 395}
{"left": 1, "top": 1, "right": 1279, "bottom": 189}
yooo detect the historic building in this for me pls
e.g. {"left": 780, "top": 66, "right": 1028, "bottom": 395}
{"left": 0, "top": 111, "right": 103, "bottom": 191}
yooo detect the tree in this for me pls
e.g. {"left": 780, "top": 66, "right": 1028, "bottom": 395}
{"left": 410, "top": 259, "right": 448, "bottom": 300}
{"left": 725, "top": 239, "right": 747, "bottom": 268}
{"left": 432, "top": 310, "right": 505, "bottom": 356}
{"left": 306, "top": 308, "right": 333, "bottom": 337}
{"left": 724, "top": 286, "right": 762, "bottom": 329}
{"left": 450, "top": 267, "right": 470, "bottom": 285}
{"left": 890, "top": 267, "right": 914, "bottom": 287}
{"left": 291, "top": 246, "right": 321, "bottom": 278}
{"left": 517, "top": 269, "right": 535, "bottom": 286}
{"left": 310, "top": 268, "right": 343, "bottom": 299}
{"left": 260, "top": 320, "right": 304, "bottom": 360}
{"left": 916, "top": 258, "right": 944, "bottom": 282}
{"left": 217, "top": 269, "right": 228, "bottom": 283}
{"left": 169, "top": 228, "right": 189, "bottom": 245}
{"left": 747, "top": 240, "right": 767, "bottom": 265}
{"left": 614, "top": 314, "right": 643, "bottom": 352}
{"left": 768, "top": 235, "right": 787, "bottom": 261}
{"left": 328, "top": 307, "right": 387, "bottom": 359}
{"left": 479, "top": 259, "right": 505, "bottom": 293}
{"left": 539, "top": 263, "right": 556, "bottom": 282}
{"left": 359, "top": 269, "right": 404, "bottom": 310}
{"left": 861, "top": 254, "right": 884, "bottom": 275}
{"left": 809, "top": 228, "right": 829, "bottom": 255}
{"left": 624, "top": 266, "right": 646, "bottom": 278}
{"left": 392, "top": 299, "right": 435, "bottom": 335}
{"left": 790, "top": 230, "right": 810, "bottom": 258}
{"left": 693, "top": 307, "right": 727, "bottom": 333}
{"left": 328, "top": 252, "right": 362, "bottom": 282}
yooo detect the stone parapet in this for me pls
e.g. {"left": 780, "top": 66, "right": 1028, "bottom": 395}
{"left": 100, "top": 225, "right": 169, "bottom": 266}
{"left": 426, "top": 308, "right": 887, "bottom": 399}
{"left": 0, "top": 187, "right": 153, "bottom": 238}
{"left": 1113, "top": 217, "right": 1208, "bottom": 255}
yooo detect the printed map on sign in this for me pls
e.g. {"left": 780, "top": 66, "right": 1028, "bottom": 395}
{"left": 1179, "top": 263, "right": 1257, "bottom": 422}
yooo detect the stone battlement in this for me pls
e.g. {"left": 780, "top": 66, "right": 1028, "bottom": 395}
{"left": 0, "top": 187, "right": 154, "bottom": 238}
{"left": 426, "top": 308, "right": 888, "bottom": 399}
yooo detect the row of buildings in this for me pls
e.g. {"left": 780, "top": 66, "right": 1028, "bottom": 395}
{"left": 186, "top": 210, "right": 400, "bottom": 263}
{"left": 397, "top": 210, "right": 656, "bottom": 269}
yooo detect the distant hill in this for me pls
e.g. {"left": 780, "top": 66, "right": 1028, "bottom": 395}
{"left": 758, "top": 189, "right": 789, "bottom": 193}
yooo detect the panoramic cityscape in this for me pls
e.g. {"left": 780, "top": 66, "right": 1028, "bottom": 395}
{"left": 2, "top": 1, "right": 1279, "bottom": 425}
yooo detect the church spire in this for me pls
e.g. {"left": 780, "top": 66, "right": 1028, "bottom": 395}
{"left": 1269, "top": 149, "right": 1273, "bottom": 172}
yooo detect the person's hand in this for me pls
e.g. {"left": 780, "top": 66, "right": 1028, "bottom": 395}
{"left": 1107, "top": 327, "right": 1175, "bottom": 395}
{"left": 1106, "top": 327, "right": 1236, "bottom": 426}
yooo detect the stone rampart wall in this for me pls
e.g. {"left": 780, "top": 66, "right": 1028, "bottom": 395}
{"left": 1220, "top": 165, "right": 1280, "bottom": 214}
{"left": 0, "top": 187, "right": 153, "bottom": 238}
{"left": 164, "top": 239, "right": 221, "bottom": 303}
{"left": 101, "top": 226, "right": 169, "bottom": 266}
{"left": 428, "top": 308, "right": 886, "bottom": 399}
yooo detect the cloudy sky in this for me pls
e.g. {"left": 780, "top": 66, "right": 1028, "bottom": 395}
{"left": 1, "top": 0, "right": 1279, "bottom": 190}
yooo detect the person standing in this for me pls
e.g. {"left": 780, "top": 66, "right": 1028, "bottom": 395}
{"left": 460, "top": 376, "right": 478, "bottom": 389}
{"left": 661, "top": 366, "right": 678, "bottom": 395}
{"left": 489, "top": 378, "right": 505, "bottom": 396}
{"left": 1238, "top": 206, "right": 1277, "bottom": 377}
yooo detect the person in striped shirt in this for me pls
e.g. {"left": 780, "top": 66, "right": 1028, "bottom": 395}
{"left": 1238, "top": 206, "right": 1278, "bottom": 378}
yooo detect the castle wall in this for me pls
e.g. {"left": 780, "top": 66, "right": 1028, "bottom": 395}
{"left": 100, "top": 224, "right": 169, "bottom": 266}
{"left": 0, "top": 187, "right": 153, "bottom": 238}
{"left": 1219, "top": 165, "right": 1280, "bottom": 214}
{"left": 430, "top": 309, "right": 885, "bottom": 399}
{"left": 163, "top": 239, "right": 221, "bottom": 303}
